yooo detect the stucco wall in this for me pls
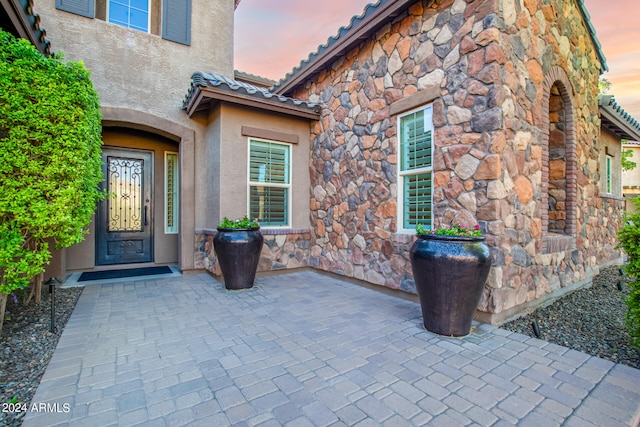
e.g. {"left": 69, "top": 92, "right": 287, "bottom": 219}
{"left": 37, "top": 0, "right": 232, "bottom": 228}
{"left": 622, "top": 143, "right": 640, "bottom": 212}
{"left": 37, "top": 1, "right": 234, "bottom": 119}
{"left": 209, "top": 104, "right": 312, "bottom": 229}
{"left": 286, "top": 0, "right": 621, "bottom": 321}
{"left": 599, "top": 128, "right": 622, "bottom": 197}
{"left": 36, "top": 0, "right": 235, "bottom": 274}
{"left": 194, "top": 103, "right": 314, "bottom": 276}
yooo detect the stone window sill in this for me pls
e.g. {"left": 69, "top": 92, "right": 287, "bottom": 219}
{"left": 543, "top": 234, "right": 575, "bottom": 254}
{"left": 601, "top": 193, "right": 624, "bottom": 201}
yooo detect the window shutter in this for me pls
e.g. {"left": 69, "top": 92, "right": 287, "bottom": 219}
{"left": 250, "top": 187, "right": 288, "bottom": 226}
{"left": 250, "top": 142, "right": 289, "bottom": 184}
{"left": 400, "top": 110, "right": 432, "bottom": 171}
{"left": 404, "top": 172, "right": 432, "bottom": 229}
{"left": 162, "top": 0, "right": 191, "bottom": 45}
{"left": 56, "top": 0, "right": 95, "bottom": 18}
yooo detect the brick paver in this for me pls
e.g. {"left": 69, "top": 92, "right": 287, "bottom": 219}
{"left": 21, "top": 271, "right": 640, "bottom": 426}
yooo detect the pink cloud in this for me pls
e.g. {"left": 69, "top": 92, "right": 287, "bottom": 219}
{"left": 234, "top": 0, "right": 372, "bottom": 80}
{"left": 583, "top": 0, "right": 640, "bottom": 119}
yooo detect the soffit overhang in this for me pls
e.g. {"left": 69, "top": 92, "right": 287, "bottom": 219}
{"left": 599, "top": 95, "right": 640, "bottom": 142}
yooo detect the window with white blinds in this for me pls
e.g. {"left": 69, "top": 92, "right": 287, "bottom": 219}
{"left": 399, "top": 106, "right": 433, "bottom": 231}
{"left": 249, "top": 140, "right": 290, "bottom": 227}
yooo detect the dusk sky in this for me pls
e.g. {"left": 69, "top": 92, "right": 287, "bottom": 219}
{"left": 234, "top": 0, "right": 640, "bottom": 120}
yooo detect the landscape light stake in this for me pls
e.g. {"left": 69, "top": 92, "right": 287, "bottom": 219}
{"left": 45, "top": 278, "right": 61, "bottom": 333}
{"left": 617, "top": 268, "right": 624, "bottom": 291}
{"left": 531, "top": 319, "right": 541, "bottom": 338}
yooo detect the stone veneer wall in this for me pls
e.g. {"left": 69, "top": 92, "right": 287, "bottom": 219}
{"left": 287, "top": 0, "right": 622, "bottom": 321}
{"left": 195, "top": 229, "right": 312, "bottom": 277}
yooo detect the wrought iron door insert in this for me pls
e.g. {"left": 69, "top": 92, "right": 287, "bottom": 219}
{"left": 96, "top": 148, "right": 153, "bottom": 265}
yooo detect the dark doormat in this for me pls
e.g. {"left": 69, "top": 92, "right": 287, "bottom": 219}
{"left": 78, "top": 266, "right": 173, "bottom": 282}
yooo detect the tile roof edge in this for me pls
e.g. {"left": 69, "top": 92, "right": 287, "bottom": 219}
{"left": 274, "top": 0, "right": 609, "bottom": 94}
{"left": 234, "top": 70, "right": 276, "bottom": 88}
{"left": 273, "top": 0, "right": 389, "bottom": 94}
{"left": 575, "top": 0, "right": 608, "bottom": 73}
{"left": 183, "top": 71, "right": 321, "bottom": 115}
{"left": 599, "top": 95, "right": 640, "bottom": 141}
{"left": 6, "top": 0, "right": 52, "bottom": 56}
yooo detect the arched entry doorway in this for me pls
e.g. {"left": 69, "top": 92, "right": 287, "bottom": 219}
{"left": 48, "top": 109, "right": 196, "bottom": 278}
{"left": 96, "top": 128, "right": 179, "bottom": 266}
{"left": 99, "top": 108, "right": 196, "bottom": 272}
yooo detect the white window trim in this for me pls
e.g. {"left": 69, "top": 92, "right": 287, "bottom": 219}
{"left": 397, "top": 104, "right": 434, "bottom": 234}
{"left": 107, "top": 0, "right": 151, "bottom": 33}
{"left": 247, "top": 138, "right": 292, "bottom": 228}
{"left": 164, "top": 151, "right": 179, "bottom": 234}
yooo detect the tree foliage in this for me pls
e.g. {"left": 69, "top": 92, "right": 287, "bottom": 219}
{"left": 0, "top": 30, "right": 103, "bottom": 295}
{"left": 617, "top": 196, "right": 640, "bottom": 349}
{"left": 599, "top": 77, "right": 612, "bottom": 95}
{"left": 622, "top": 148, "right": 636, "bottom": 172}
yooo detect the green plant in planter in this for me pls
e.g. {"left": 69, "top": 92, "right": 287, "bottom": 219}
{"left": 218, "top": 216, "right": 260, "bottom": 230}
{"left": 416, "top": 223, "right": 482, "bottom": 237}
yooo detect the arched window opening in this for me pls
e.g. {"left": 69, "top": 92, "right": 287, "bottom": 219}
{"left": 540, "top": 67, "right": 577, "bottom": 254}
{"left": 548, "top": 84, "right": 567, "bottom": 235}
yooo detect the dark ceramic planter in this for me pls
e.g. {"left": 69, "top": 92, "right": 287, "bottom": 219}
{"left": 213, "top": 227, "right": 264, "bottom": 290}
{"left": 410, "top": 234, "right": 491, "bottom": 336}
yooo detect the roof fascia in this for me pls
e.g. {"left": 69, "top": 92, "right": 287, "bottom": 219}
{"left": 275, "top": 0, "right": 415, "bottom": 95}
{"left": 186, "top": 86, "right": 320, "bottom": 120}
{"left": 1, "top": 0, "right": 50, "bottom": 55}
{"left": 276, "top": 0, "right": 607, "bottom": 94}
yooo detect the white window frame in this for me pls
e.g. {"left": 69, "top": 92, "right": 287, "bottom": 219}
{"left": 107, "top": 0, "right": 151, "bottom": 33}
{"left": 164, "top": 151, "right": 179, "bottom": 234}
{"left": 247, "top": 138, "right": 292, "bottom": 228}
{"left": 397, "top": 104, "right": 434, "bottom": 233}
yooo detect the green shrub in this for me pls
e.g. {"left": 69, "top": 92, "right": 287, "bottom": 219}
{"left": 0, "top": 30, "right": 103, "bottom": 296}
{"left": 617, "top": 196, "right": 640, "bottom": 348}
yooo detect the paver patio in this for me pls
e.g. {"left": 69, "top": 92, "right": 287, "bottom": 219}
{"left": 22, "top": 271, "right": 640, "bottom": 426}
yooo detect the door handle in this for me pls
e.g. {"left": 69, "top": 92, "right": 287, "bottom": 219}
{"left": 144, "top": 205, "right": 148, "bottom": 226}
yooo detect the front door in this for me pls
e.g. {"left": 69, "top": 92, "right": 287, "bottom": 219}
{"left": 96, "top": 148, "right": 153, "bottom": 265}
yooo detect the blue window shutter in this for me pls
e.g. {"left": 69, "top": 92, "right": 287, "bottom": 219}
{"left": 55, "top": 0, "right": 95, "bottom": 18}
{"left": 162, "top": 0, "right": 191, "bottom": 45}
